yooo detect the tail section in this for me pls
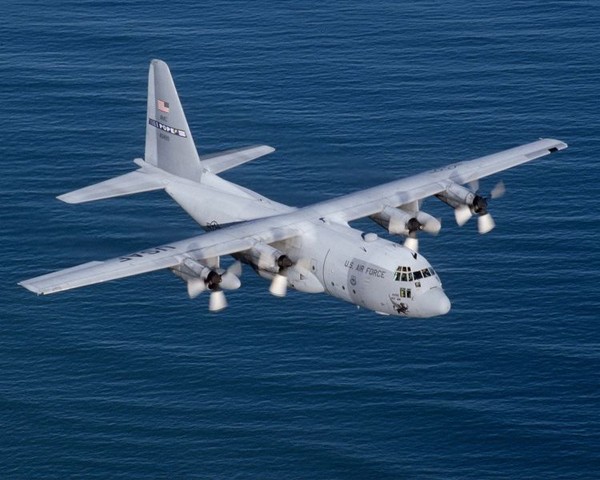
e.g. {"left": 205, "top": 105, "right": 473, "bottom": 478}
{"left": 145, "top": 59, "right": 203, "bottom": 182}
{"left": 57, "top": 59, "right": 276, "bottom": 205}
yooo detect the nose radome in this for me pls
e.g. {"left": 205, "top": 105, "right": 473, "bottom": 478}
{"left": 418, "top": 287, "right": 451, "bottom": 317}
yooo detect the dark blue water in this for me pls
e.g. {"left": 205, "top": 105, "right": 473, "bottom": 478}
{"left": 3, "top": 1, "right": 599, "bottom": 478}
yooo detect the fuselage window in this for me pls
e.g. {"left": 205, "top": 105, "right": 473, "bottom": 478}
{"left": 399, "top": 288, "right": 412, "bottom": 298}
{"left": 413, "top": 270, "right": 423, "bottom": 280}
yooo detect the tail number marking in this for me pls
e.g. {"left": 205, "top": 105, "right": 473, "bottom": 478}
{"left": 148, "top": 118, "right": 187, "bottom": 138}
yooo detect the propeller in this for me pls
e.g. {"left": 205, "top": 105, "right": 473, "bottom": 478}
{"left": 220, "top": 261, "right": 243, "bottom": 290}
{"left": 455, "top": 204, "right": 473, "bottom": 226}
{"left": 403, "top": 235, "right": 419, "bottom": 252}
{"left": 475, "top": 180, "right": 505, "bottom": 234}
{"left": 468, "top": 179, "right": 506, "bottom": 200}
{"left": 209, "top": 289, "right": 227, "bottom": 312}
{"left": 269, "top": 273, "right": 288, "bottom": 297}
{"left": 456, "top": 180, "right": 506, "bottom": 234}
{"left": 490, "top": 180, "right": 506, "bottom": 199}
{"left": 186, "top": 261, "right": 242, "bottom": 312}
{"left": 269, "top": 255, "right": 294, "bottom": 297}
{"left": 477, "top": 213, "right": 496, "bottom": 235}
{"left": 187, "top": 277, "right": 207, "bottom": 299}
{"left": 401, "top": 212, "right": 442, "bottom": 252}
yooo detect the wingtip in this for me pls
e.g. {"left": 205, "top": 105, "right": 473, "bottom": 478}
{"left": 18, "top": 280, "right": 43, "bottom": 295}
{"left": 541, "top": 138, "right": 568, "bottom": 151}
{"left": 56, "top": 193, "right": 77, "bottom": 204}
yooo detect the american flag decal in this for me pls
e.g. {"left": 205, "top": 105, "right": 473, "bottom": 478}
{"left": 157, "top": 99, "right": 170, "bottom": 113}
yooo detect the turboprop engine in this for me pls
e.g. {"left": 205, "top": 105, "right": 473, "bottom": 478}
{"left": 242, "top": 244, "right": 323, "bottom": 297}
{"left": 371, "top": 206, "right": 441, "bottom": 251}
{"left": 172, "top": 258, "right": 241, "bottom": 312}
{"left": 435, "top": 181, "right": 505, "bottom": 234}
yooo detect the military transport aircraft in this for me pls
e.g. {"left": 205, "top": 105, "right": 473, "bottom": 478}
{"left": 19, "top": 60, "right": 567, "bottom": 317}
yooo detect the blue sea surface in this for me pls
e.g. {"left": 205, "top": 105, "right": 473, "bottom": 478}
{"left": 2, "top": 1, "right": 599, "bottom": 478}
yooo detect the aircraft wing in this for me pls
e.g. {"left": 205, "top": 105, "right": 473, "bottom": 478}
{"left": 309, "top": 138, "right": 567, "bottom": 222}
{"left": 19, "top": 220, "right": 302, "bottom": 295}
{"left": 20, "top": 138, "right": 566, "bottom": 295}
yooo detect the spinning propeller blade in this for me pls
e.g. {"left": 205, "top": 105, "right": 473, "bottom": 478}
{"left": 455, "top": 204, "right": 473, "bottom": 226}
{"left": 269, "top": 273, "right": 288, "bottom": 297}
{"left": 209, "top": 290, "right": 227, "bottom": 312}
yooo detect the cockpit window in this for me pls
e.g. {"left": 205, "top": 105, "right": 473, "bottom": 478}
{"left": 394, "top": 266, "right": 413, "bottom": 282}
{"left": 395, "top": 266, "right": 436, "bottom": 283}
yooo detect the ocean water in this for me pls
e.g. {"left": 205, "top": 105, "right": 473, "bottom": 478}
{"left": 2, "top": 1, "right": 599, "bottom": 478}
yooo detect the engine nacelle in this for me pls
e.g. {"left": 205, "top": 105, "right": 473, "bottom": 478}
{"left": 172, "top": 258, "right": 212, "bottom": 281}
{"left": 371, "top": 206, "right": 441, "bottom": 236}
{"left": 436, "top": 182, "right": 488, "bottom": 214}
{"left": 243, "top": 244, "right": 293, "bottom": 273}
{"left": 435, "top": 182, "right": 475, "bottom": 209}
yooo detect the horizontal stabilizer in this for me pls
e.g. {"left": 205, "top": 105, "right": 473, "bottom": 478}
{"left": 58, "top": 169, "right": 165, "bottom": 204}
{"left": 201, "top": 145, "right": 275, "bottom": 174}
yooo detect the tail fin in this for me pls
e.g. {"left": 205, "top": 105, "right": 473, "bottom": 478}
{"left": 145, "top": 59, "right": 203, "bottom": 182}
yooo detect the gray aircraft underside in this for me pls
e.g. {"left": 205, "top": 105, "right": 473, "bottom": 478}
{"left": 19, "top": 59, "right": 568, "bottom": 317}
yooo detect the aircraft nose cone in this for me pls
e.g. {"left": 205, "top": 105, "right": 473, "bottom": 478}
{"left": 418, "top": 287, "right": 451, "bottom": 317}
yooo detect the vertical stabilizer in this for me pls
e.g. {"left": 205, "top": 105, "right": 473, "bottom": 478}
{"left": 145, "top": 59, "right": 203, "bottom": 182}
